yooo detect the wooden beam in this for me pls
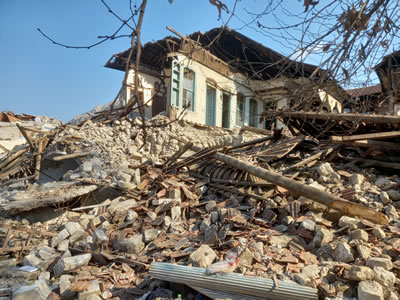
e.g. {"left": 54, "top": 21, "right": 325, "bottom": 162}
{"left": 262, "top": 111, "right": 400, "bottom": 125}
{"left": 330, "top": 131, "right": 400, "bottom": 142}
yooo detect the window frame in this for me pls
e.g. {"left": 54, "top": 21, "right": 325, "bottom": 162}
{"left": 236, "top": 93, "right": 245, "bottom": 126}
{"left": 170, "top": 59, "right": 196, "bottom": 112}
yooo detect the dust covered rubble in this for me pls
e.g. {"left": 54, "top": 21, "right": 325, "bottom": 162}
{"left": 0, "top": 115, "right": 399, "bottom": 299}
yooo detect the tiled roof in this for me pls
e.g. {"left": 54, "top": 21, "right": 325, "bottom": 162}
{"left": 346, "top": 84, "right": 382, "bottom": 98}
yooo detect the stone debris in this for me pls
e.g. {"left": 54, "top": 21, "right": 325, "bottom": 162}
{"left": 0, "top": 113, "right": 399, "bottom": 299}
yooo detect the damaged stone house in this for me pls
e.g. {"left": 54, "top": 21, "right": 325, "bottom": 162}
{"left": 105, "top": 27, "right": 343, "bottom": 129}
{"left": 375, "top": 50, "right": 400, "bottom": 115}
{"left": 345, "top": 50, "right": 400, "bottom": 115}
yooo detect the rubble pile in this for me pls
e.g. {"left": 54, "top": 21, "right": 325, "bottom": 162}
{"left": 0, "top": 114, "right": 399, "bottom": 300}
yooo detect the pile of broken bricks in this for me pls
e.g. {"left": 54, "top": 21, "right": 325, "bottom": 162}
{"left": 0, "top": 114, "right": 399, "bottom": 300}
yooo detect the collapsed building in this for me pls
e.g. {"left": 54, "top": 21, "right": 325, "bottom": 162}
{"left": 105, "top": 27, "right": 344, "bottom": 130}
{"left": 1, "top": 29, "right": 400, "bottom": 300}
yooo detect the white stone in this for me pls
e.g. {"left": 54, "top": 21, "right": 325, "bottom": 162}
{"left": 366, "top": 257, "right": 393, "bottom": 270}
{"left": 373, "top": 266, "right": 395, "bottom": 288}
{"left": 387, "top": 189, "right": 400, "bottom": 201}
{"left": 13, "top": 280, "right": 51, "bottom": 300}
{"left": 333, "top": 242, "right": 354, "bottom": 263}
{"left": 343, "top": 266, "right": 374, "bottom": 281}
{"left": 300, "top": 219, "right": 316, "bottom": 231}
{"left": 357, "top": 280, "right": 383, "bottom": 300}
{"left": 350, "top": 229, "right": 369, "bottom": 242}
{"left": 53, "top": 253, "right": 92, "bottom": 276}
{"left": 372, "top": 228, "right": 386, "bottom": 239}
{"left": 380, "top": 191, "right": 390, "bottom": 204}
{"left": 188, "top": 245, "right": 216, "bottom": 268}
{"left": 385, "top": 205, "right": 399, "bottom": 221}
{"left": 350, "top": 174, "right": 364, "bottom": 185}
{"left": 338, "top": 216, "right": 360, "bottom": 229}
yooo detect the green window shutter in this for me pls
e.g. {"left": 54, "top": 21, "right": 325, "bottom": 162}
{"left": 171, "top": 60, "right": 181, "bottom": 107}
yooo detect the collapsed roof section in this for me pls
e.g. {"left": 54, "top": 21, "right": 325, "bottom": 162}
{"left": 375, "top": 50, "right": 400, "bottom": 96}
{"left": 105, "top": 27, "right": 321, "bottom": 80}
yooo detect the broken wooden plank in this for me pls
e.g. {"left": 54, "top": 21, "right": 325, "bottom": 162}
{"left": 339, "top": 155, "right": 400, "bottom": 170}
{"left": 0, "top": 184, "right": 98, "bottom": 215}
{"left": 52, "top": 151, "right": 92, "bottom": 161}
{"left": 16, "top": 123, "right": 35, "bottom": 151}
{"left": 282, "top": 146, "right": 340, "bottom": 174}
{"left": 330, "top": 139, "right": 400, "bottom": 151}
{"left": 330, "top": 131, "right": 400, "bottom": 142}
{"left": 190, "top": 143, "right": 388, "bottom": 225}
{"left": 262, "top": 111, "right": 400, "bottom": 125}
{"left": 239, "top": 125, "right": 273, "bottom": 136}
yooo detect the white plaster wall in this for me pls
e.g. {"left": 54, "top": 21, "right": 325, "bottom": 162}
{"left": 166, "top": 55, "right": 265, "bottom": 129}
{"left": 126, "top": 70, "right": 162, "bottom": 118}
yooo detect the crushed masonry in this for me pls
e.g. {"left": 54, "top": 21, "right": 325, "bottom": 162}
{"left": 0, "top": 112, "right": 399, "bottom": 300}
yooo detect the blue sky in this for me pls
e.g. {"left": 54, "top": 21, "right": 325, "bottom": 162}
{"left": 0, "top": 0, "right": 302, "bottom": 122}
{"left": 0, "top": 1, "right": 383, "bottom": 122}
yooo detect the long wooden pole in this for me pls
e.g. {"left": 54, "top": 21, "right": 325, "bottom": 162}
{"left": 196, "top": 147, "right": 387, "bottom": 225}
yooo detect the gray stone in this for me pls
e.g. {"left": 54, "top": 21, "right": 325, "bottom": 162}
{"left": 38, "top": 271, "right": 50, "bottom": 281}
{"left": 338, "top": 216, "right": 360, "bottom": 230}
{"left": 82, "top": 161, "right": 93, "bottom": 173}
{"left": 77, "top": 280, "right": 101, "bottom": 300}
{"left": 239, "top": 248, "right": 254, "bottom": 267}
{"left": 205, "top": 201, "right": 217, "bottom": 212}
{"left": 372, "top": 228, "right": 386, "bottom": 239}
{"left": 53, "top": 253, "right": 92, "bottom": 276}
{"left": 93, "top": 229, "right": 109, "bottom": 244}
{"left": 204, "top": 224, "right": 219, "bottom": 244}
{"left": 109, "top": 199, "right": 138, "bottom": 213}
{"left": 380, "top": 191, "right": 390, "bottom": 205}
{"left": 343, "top": 266, "right": 375, "bottom": 281}
{"left": 274, "top": 224, "right": 288, "bottom": 232}
{"left": 210, "top": 211, "right": 219, "bottom": 224}
{"left": 351, "top": 229, "right": 369, "bottom": 242}
{"left": 23, "top": 254, "right": 43, "bottom": 269}
{"left": 357, "top": 280, "right": 383, "bottom": 300}
{"left": 161, "top": 215, "right": 171, "bottom": 229}
{"left": 118, "top": 234, "right": 144, "bottom": 254}
{"left": 373, "top": 266, "right": 395, "bottom": 288}
{"left": 188, "top": 245, "right": 216, "bottom": 268}
{"left": 38, "top": 247, "right": 56, "bottom": 261}
{"left": 317, "top": 163, "right": 335, "bottom": 177}
{"left": 387, "top": 189, "right": 400, "bottom": 201}
{"left": 51, "top": 228, "right": 70, "bottom": 247}
{"left": 269, "top": 235, "right": 295, "bottom": 248}
{"left": 357, "top": 244, "right": 371, "bottom": 260}
{"left": 333, "top": 242, "right": 354, "bottom": 263}
{"left": 300, "top": 219, "right": 316, "bottom": 231}
{"left": 143, "top": 229, "right": 159, "bottom": 243}
{"left": 302, "top": 264, "right": 320, "bottom": 281}
{"left": 385, "top": 205, "right": 399, "bottom": 221}
{"left": 350, "top": 174, "right": 364, "bottom": 185}
{"left": 59, "top": 274, "right": 74, "bottom": 298}
{"left": 13, "top": 279, "right": 50, "bottom": 300}
{"left": 313, "top": 227, "right": 333, "bottom": 247}
{"left": 132, "top": 168, "right": 141, "bottom": 185}
{"left": 65, "top": 222, "right": 85, "bottom": 244}
{"left": 57, "top": 239, "right": 69, "bottom": 252}
{"left": 200, "top": 218, "right": 211, "bottom": 233}
{"left": 294, "top": 273, "right": 312, "bottom": 287}
{"left": 117, "top": 173, "right": 131, "bottom": 183}
{"left": 366, "top": 257, "right": 393, "bottom": 270}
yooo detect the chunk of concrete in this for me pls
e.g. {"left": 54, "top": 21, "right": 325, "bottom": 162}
{"left": 13, "top": 279, "right": 50, "bottom": 300}
{"left": 357, "top": 281, "right": 383, "bottom": 300}
{"left": 373, "top": 266, "right": 395, "bottom": 288}
{"left": 188, "top": 245, "right": 216, "bottom": 268}
{"left": 351, "top": 229, "right": 369, "bottom": 242}
{"left": 343, "top": 266, "right": 375, "bottom": 281}
{"left": 143, "top": 229, "right": 159, "bottom": 243}
{"left": 53, "top": 253, "right": 92, "bottom": 276}
{"left": 333, "top": 242, "right": 354, "bottom": 263}
{"left": 357, "top": 244, "right": 371, "bottom": 260}
{"left": 338, "top": 216, "right": 360, "bottom": 230}
{"left": 118, "top": 234, "right": 145, "bottom": 254}
{"left": 78, "top": 280, "right": 101, "bottom": 300}
{"left": 312, "top": 227, "right": 333, "bottom": 247}
{"left": 366, "top": 257, "right": 393, "bottom": 270}
{"left": 300, "top": 219, "right": 316, "bottom": 231}
{"left": 379, "top": 191, "right": 390, "bottom": 205}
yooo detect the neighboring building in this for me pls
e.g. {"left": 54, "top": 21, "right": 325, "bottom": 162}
{"left": 345, "top": 84, "right": 386, "bottom": 113}
{"left": 375, "top": 50, "right": 400, "bottom": 115}
{"left": 105, "top": 27, "right": 343, "bottom": 129}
